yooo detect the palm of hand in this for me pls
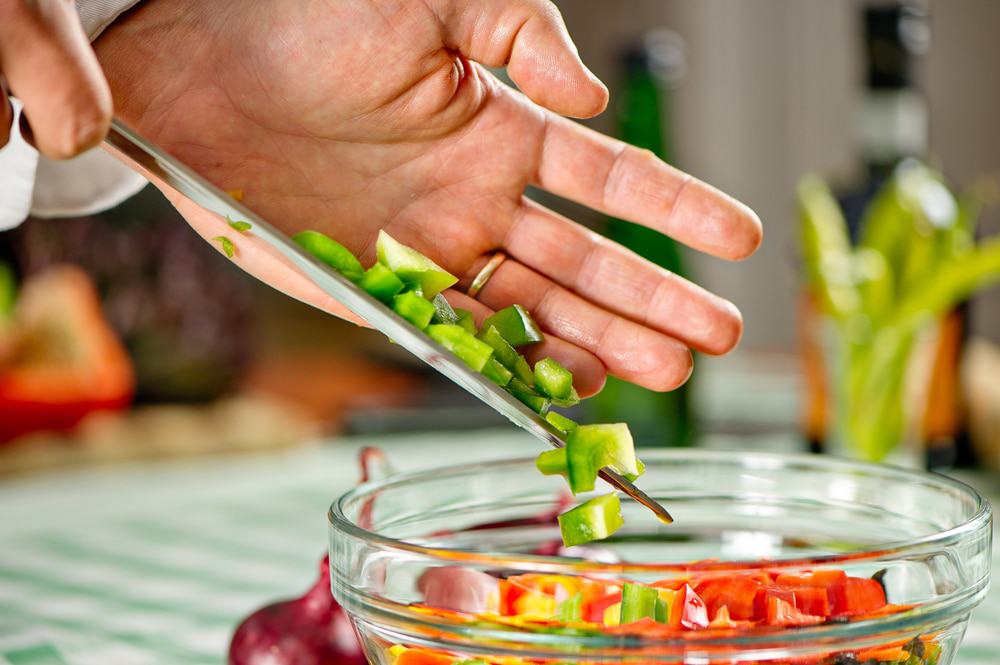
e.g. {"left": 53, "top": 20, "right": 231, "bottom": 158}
{"left": 97, "top": 0, "right": 762, "bottom": 395}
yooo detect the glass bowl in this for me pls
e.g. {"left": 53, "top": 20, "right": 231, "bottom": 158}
{"left": 329, "top": 449, "right": 991, "bottom": 664}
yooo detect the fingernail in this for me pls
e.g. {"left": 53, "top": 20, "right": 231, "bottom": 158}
{"left": 19, "top": 113, "right": 36, "bottom": 148}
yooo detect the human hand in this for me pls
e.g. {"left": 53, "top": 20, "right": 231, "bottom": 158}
{"left": 95, "top": 0, "right": 762, "bottom": 396}
{"left": 0, "top": 0, "right": 111, "bottom": 157}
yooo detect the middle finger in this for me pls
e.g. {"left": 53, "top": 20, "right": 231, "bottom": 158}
{"left": 501, "top": 199, "right": 743, "bottom": 355}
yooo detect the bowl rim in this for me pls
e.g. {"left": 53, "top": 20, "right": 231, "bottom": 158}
{"left": 328, "top": 448, "right": 992, "bottom": 651}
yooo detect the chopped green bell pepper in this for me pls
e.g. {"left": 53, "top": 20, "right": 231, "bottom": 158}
{"left": 556, "top": 593, "right": 583, "bottom": 622}
{"left": 358, "top": 263, "right": 405, "bottom": 302}
{"left": 535, "top": 448, "right": 567, "bottom": 476}
{"left": 455, "top": 308, "right": 477, "bottom": 334}
{"left": 620, "top": 583, "right": 660, "bottom": 624}
{"left": 545, "top": 411, "right": 578, "bottom": 435}
{"left": 477, "top": 325, "right": 520, "bottom": 368}
{"left": 534, "top": 357, "right": 574, "bottom": 400}
{"left": 482, "top": 305, "right": 544, "bottom": 347}
{"left": 431, "top": 293, "right": 458, "bottom": 324}
{"left": 508, "top": 378, "right": 551, "bottom": 415}
{"left": 293, "top": 230, "right": 364, "bottom": 281}
{"left": 550, "top": 386, "right": 580, "bottom": 408}
{"left": 482, "top": 358, "right": 513, "bottom": 386}
{"left": 557, "top": 493, "right": 623, "bottom": 547}
{"left": 376, "top": 231, "right": 457, "bottom": 298}
{"left": 512, "top": 356, "right": 535, "bottom": 385}
{"left": 565, "top": 423, "right": 638, "bottom": 494}
{"left": 392, "top": 291, "right": 435, "bottom": 329}
{"left": 427, "top": 324, "right": 494, "bottom": 372}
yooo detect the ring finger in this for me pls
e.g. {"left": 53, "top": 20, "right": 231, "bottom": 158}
{"left": 461, "top": 257, "right": 693, "bottom": 392}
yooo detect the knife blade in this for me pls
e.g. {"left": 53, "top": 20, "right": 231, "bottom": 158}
{"left": 103, "top": 118, "right": 673, "bottom": 525}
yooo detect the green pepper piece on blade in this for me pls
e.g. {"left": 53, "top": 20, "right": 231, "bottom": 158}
{"left": 512, "top": 356, "right": 535, "bottom": 385}
{"left": 376, "top": 231, "right": 457, "bottom": 298}
{"left": 534, "top": 357, "right": 574, "bottom": 400}
{"left": 482, "top": 304, "right": 544, "bottom": 347}
{"left": 545, "top": 411, "right": 578, "bottom": 435}
{"left": 482, "top": 358, "right": 513, "bottom": 386}
{"left": 430, "top": 293, "right": 459, "bottom": 324}
{"left": 507, "top": 378, "right": 551, "bottom": 415}
{"left": 550, "top": 386, "right": 580, "bottom": 408}
{"left": 536, "top": 448, "right": 567, "bottom": 476}
{"left": 358, "top": 263, "right": 405, "bottom": 302}
{"left": 392, "top": 291, "right": 436, "bottom": 329}
{"left": 427, "top": 324, "right": 494, "bottom": 372}
{"left": 293, "top": 230, "right": 364, "bottom": 281}
{"left": 620, "top": 583, "right": 660, "bottom": 624}
{"left": 565, "top": 423, "right": 638, "bottom": 494}
{"left": 455, "top": 308, "right": 477, "bottom": 334}
{"left": 557, "top": 493, "right": 624, "bottom": 547}
{"left": 477, "top": 325, "right": 520, "bottom": 368}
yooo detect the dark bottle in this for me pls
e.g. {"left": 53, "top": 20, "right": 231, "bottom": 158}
{"left": 587, "top": 30, "right": 695, "bottom": 448}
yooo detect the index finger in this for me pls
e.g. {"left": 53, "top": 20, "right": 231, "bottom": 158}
{"left": 534, "top": 113, "right": 763, "bottom": 261}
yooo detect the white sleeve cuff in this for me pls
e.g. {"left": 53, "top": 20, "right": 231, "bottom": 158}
{"left": 0, "top": 1, "right": 147, "bottom": 231}
{"left": 76, "top": 0, "right": 143, "bottom": 40}
{"left": 0, "top": 100, "right": 40, "bottom": 231}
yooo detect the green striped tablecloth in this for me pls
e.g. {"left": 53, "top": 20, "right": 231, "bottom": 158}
{"left": 0, "top": 430, "right": 995, "bottom": 664}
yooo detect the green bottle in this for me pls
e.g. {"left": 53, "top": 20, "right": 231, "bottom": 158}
{"left": 587, "top": 31, "right": 695, "bottom": 448}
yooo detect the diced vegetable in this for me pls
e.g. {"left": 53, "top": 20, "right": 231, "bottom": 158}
{"left": 477, "top": 325, "right": 520, "bottom": 368}
{"left": 620, "top": 583, "right": 659, "bottom": 624}
{"left": 482, "top": 358, "right": 513, "bottom": 386}
{"left": 213, "top": 236, "right": 235, "bottom": 258}
{"left": 508, "top": 378, "right": 551, "bottom": 415}
{"left": 622, "top": 458, "right": 646, "bottom": 483}
{"left": 512, "top": 356, "right": 535, "bottom": 385}
{"left": 555, "top": 593, "right": 583, "bottom": 622}
{"left": 392, "top": 292, "right": 436, "bottom": 329}
{"left": 534, "top": 357, "right": 574, "bottom": 400}
{"left": 376, "top": 231, "right": 457, "bottom": 298}
{"left": 427, "top": 324, "right": 494, "bottom": 372}
{"left": 359, "top": 263, "right": 405, "bottom": 302}
{"left": 455, "top": 308, "right": 477, "bottom": 334}
{"left": 550, "top": 386, "right": 581, "bottom": 408}
{"left": 293, "top": 230, "right": 364, "bottom": 281}
{"left": 431, "top": 293, "right": 459, "bottom": 324}
{"left": 545, "top": 411, "right": 578, "bottom": 435}
{"left": 482, "top": 305, "right": 544, "bottom": 347}
{"left": 557, "top": 493, "right": 624, "bottom": 547}
{"left": 535, "top": 448, "right": 566, "bottom": 476}
{"left": 565, "top": 423, "right": 638, "bottom": 494}
{"left": 227, "top": 218, "right": 252, "bottom": 233}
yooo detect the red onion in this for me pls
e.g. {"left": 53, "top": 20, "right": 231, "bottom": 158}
{"left": 228, "top": 554, "right": 365, "bottom": 665}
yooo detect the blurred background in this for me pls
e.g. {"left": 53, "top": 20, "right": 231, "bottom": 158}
{"left": 3, "top": 2, "right": 1000, "bottom": 663}
{"left": 0, "top": 0, "right": 998, "bottom": 475}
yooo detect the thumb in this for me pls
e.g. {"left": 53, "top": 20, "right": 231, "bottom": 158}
{"left": 430, "top": 0, "right": 609, "bottom": 118}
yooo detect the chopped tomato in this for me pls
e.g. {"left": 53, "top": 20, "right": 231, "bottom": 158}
{"left": 754, "top": 587, "right": 794, "bottom": 622}
{"left": 791, "top": 587, "right": 830, "bottom": 618}
{"left": 669, "top": 584, "right": 709, "bottom": 630}
{"left": 840, "top": 577, "right": 887, "bottom": 615}
{"left": 708, "top": 606, "right": 755, "bottom": 630}
{"left": 583, "top": 591, "right": 622, "bottom": 624}
{"left": 694, "top": 575, "right": 763, "bottom": 621}
{"left": 766, "top": 597, "right": 824, "bottom": 627}
{"left": 807, "top": 569, "right": 849, "bottom": 615}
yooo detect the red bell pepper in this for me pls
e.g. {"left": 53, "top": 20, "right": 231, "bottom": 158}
{"left": 394, "top": 649, "right": 457, "bottom": 665}
{"left": 840, "top": 577, "right": 887, "bottom": 615}
{"left": 583, "top": 591, "right": 623, "bottom": 624}
{"left": 694, "top": 575, "right": 763, "bottom": 622}
{"left": 766, "top": 597, "right": 825, "bottom": 627}
{"left": 669, "top": 584, "right": 709, "bottom": 630}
